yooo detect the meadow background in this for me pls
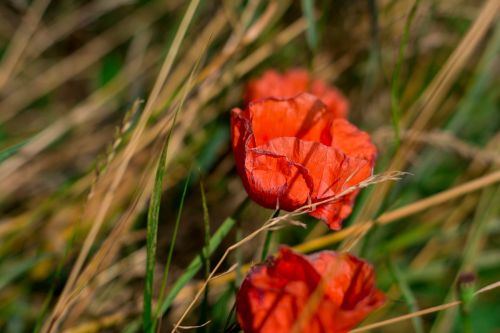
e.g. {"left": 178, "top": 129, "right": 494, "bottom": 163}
{"left": 0, "top": 0, "right": 499, "bottom": 332}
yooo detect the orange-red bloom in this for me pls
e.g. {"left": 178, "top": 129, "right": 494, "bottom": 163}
{"left": 236, "top": 247, "right": 385, "bottom": 333}
{"left": 231, "top": 93, "right": 376, "bottom": 230}
{"left": 245, "top": 69, "right": 348, "bottom": 119}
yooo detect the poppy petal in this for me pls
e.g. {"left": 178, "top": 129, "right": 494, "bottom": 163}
{"left": 245, "top": 69, "right": 349, "bottom": 119}
{"left": 248, "top": 94, "right": 333, "bottom": 146}
{"left": 231, "top": 93, "right": 376, "bottom": 230}
{"left": 236, "top": 247, "right": 385, "bottom": 333}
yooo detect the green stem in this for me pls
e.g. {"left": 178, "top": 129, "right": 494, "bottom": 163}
{"left": 260, "top": 209, "right": 280, "bottom": 261}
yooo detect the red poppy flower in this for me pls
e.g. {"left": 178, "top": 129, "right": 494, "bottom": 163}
{"left": 236, "top": 247, "right": 385, "bottom": 333}
{"left": 245, "top": 69, "right": 348, "bottom": 119}
{"left": 231, "top": 93, "right": 376, "bottom": 230}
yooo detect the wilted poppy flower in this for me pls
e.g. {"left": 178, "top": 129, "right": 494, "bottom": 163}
{"left": 245, "top": 69, "right": 348, "bottom": 119}
{"left": 236, "top": 247, "right": 385, "bottom": 333}
{"left": 231, "top": 93, "right": 376, "bottom": 230}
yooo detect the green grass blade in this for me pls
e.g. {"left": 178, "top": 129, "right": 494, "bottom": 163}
{"left": 0, "top": 256, "right": 48, "bottom": 291}
{"left": 390, "top": 0, "right": 421, "bottom": 146}
{"left": 143, "top": 124, "right": 170, "bottom": 333}
{"left": 143, "top": 48, "right": 198, "bottom": 333}
{"left": 143, "top": 70, "right": 195, "bottom": 333}
{"left": 200, "top": 178, "right": 211, "bottom": 276}
{"left": 0, "top": 138, "right": 29, "bottom": 164}
{"left": 154, "top": 172, "right": 191, "bottom": 324}
{"left": 199, "top": 178, "right": 211, "bottom": 331}
{"left": 157, "top": 217, "right": 236, "bottom": 315}
{"left": 387, "top": 259, "right": 425, "bottom": 333}
{"left": 260, "top": 231, "right": 273, "bottom": 261}
{"left": 301, "top": 0, "right": 318, "bottom": 50}
{"left": 143, "top": 15, "right": 204, "bottom": 329}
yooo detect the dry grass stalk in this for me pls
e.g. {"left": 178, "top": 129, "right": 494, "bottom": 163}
{"left": 41, "top": 2, "right": 201, "bottom": 332}
{"left": 0, "top": 1, "right": 171, "bottom": 123}
{"left": 57, "top": 55, "right": 207, "bottom": 329}
{"left": 410, "top": 134, "right": 500, "bottom": 268}
{"left": 374, "top": 128, "right": 500, "bottom": 165}
{"left": 342, "top": 167, "right": 500, "bottom": 251}
{"left": 0, "top": 0, "right": 51, "bottom": 91}
{"left": 1, "top": 6, "right": 305, "bottom": 281}
{"left": 2, "top": 0, "right": 142, "bottom": 95}
{"left": 208, "top": 168, "right": 500, "bottom": 288}
{"left": 350, "top": 279, "right": 500, "bottom": 332}
{"left": 171, "top": 173, "right": 403, "bottom": 331}
{"left": 27, "top": 0, "right": 140, "bottom": 59}
{"left": 0, "top": 47, "right": 159, "bottom": 191}
{"left": 350, "top": 0, "right": 500, "bottom": 243}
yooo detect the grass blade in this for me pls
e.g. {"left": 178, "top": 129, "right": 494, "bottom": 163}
{"left": 199, "top": 178, "right": 211, "bottom": 331}
{"left": 143, "top": 120, "right": 170, "bottom": 333}
{"left": 143, "top": 6, "right": 206, "bottom": 327}
{"left": 157, "top": 217, "right": 236, "bottom": 315}
{"left": 390, "top": 0, "right": 421, "bottom": 146}
{"left": 387, "top": 259, "right": 424, "bottom": 333}
{"left": 301, "top": 0, "right": 318, "bottom": 50}
{"left": 143, "top": 50, "right": 200, "bottom": 333}
{"left": 200, "top": 178, "right": 211, "bottom": 277}
{"left": 154, "top": 172, "right": 191, "bottom": 326}
{"left": 0, "top": 256, "right": 48, "bottom": 291}
{"left": 260, "top": 231, "right": 273, "bottom": 261}
{"left": 0, "top": 139, "right": 30, "bottom": 164}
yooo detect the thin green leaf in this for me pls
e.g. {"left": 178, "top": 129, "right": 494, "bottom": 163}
{"left": 154, "top": 172, "right": 191, "bottom": 323}
{"left": 0, "top": 139, "right": 30, "bottom": 163}
{"left": 143, "top": 9, "right": 205, "bottom": 328}
{"left": 390, "top": 0, "right": 421, "bottom": 146}
{"left": 199, "top": 178, "right": 211, "bottom": 331}
{"left": 157, "top": 217, "right": 236, "bottom": 315}
{"left": 143, "top": 57, "right": 198, "bottom": 333}
{"left": 200, "top": 178, "right": 211, "bottom": 277}
{"left": 260, "top": 231, "right": 273, "bottom": 261}
{"left": 388, "top": 259, "right": 425, "bottom": 333}
{"left": 301, "top": 0, "right": 318, "bottom": 50}
{"left": 0, "top": 256, "right": 48, "bottom": 291}
{"left": 143, "top": 122, "right": 170, "bottom": 333}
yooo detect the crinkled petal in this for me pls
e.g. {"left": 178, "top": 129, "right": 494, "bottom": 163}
{"left": 245, "top": 149, "right": 311, "bottom": 210}
{"left": 256, "top": 136, "right": 371, "bottom": 229}
{"left": 231, "top": 94, "right": 376, "bottom": 230}
{"left": 237, "top": 248, "right": 321, "bottom": 333}
{"left": 248, "top": 93, "right": 333, "bottom": 146}
{"left": 237, "top": 247, "right": 385, "bottom": 333}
